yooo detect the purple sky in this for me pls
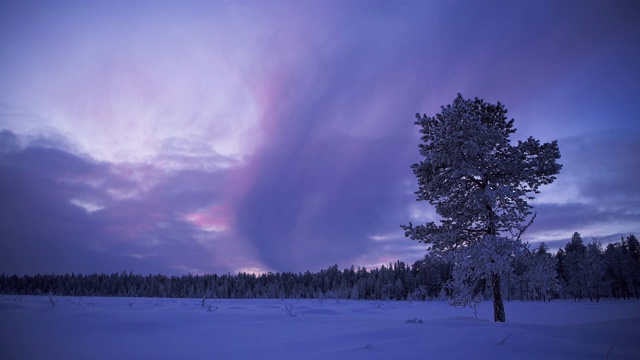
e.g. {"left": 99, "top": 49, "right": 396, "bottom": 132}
{"left": 1, "top": 0, "right": 639, "bottom": 276}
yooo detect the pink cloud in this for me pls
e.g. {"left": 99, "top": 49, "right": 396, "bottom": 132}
{"left": 183, "top": 204, "right": 233, "bottom": 233}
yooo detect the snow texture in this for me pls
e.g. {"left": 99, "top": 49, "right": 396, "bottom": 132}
{"left": 1, "top": 296, "right": 639, "bottom": 359}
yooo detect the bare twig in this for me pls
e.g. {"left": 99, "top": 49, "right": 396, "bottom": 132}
{"left": 605, "top": 344, "right": 613, "bottom": 360}
{"left": 47, "top": 292, "right": 58, "bottom": 306}
{"left": 285, "top": 304, "right": 295, "bottom": 316}
{"left": 497, "top": 333, "right": 512, "bottom": 345}
{"left": 203, "top": 300, "right": 217, "bottom": 312}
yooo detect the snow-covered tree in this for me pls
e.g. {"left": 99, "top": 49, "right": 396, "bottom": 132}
{"left": 585, "top": 240, "right": 606, "bottom": 302}
{"left": 349, "top": 284, "right": 359, "bottom": 300}
{"left": 526, "top": 242, "right": 559, "bottom": 301}
{"left": 555, "top": 248, "right": 568, "bottom": 299}
{"left": 446, "top": 236, "right": 521, "bottom": 307}
{"left": 604, "top": 235, "right": 640, "bottom": 299}
{"left": 402, "top": 94, "right": 561, "bottom": 322}
{"left": 564, "top": 232, "right": 588, "bottom": 300}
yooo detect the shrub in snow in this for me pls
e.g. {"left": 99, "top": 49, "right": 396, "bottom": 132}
{"left": 203, "top": 301, "right": 217, "bottom": 312}
{"left": 200, "top": 291, "right": 217, "bottom": 311}
{"left": 47, "top": 292, "right": 58, "bottom": 306}
{"left": 404, "top": 318, "right": 423, "bottom": 324}
{"left": 285, "top": 303, "right": 295, "bottom": 317}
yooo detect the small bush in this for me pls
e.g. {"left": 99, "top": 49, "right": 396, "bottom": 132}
{"left": 405, "top": 317, "right": 423, "bottom": 324}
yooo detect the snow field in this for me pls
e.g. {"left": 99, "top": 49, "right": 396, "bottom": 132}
{"left": 1, "top": 296, "right": 639, "bottom": 359}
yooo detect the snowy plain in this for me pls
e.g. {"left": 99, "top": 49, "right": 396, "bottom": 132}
{"left": 1, "top": 296, "right": 639, "bottom": 360}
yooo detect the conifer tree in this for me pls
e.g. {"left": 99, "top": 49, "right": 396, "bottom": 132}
{"left": 402, "top": 94, "right": 561, "bottom": 321}
{"left": 564, "top": 232, "right": 588, "bottom": 299}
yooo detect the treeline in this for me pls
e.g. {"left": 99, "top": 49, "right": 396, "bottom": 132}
{"left": 505, "top": 233, "right": 640, "bottom": 302}
{"left": 0, "top": 263, "right": 424, "bottom": 301}
{"left": 1, "top": 234, "right": 638, "bottom": 302}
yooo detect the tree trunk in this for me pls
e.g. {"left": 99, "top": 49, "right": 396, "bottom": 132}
{"left": 492, "top": 272, "right": 506, "bottom": 322}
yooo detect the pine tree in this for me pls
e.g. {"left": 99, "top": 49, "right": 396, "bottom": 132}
{"left": 585, "top": 240, "right": 606, "bottom": 302}
{"left": 402, "top": 94, "right": 561, "bottom": 321}
{"left": 555, "top": 248, "right": 568, "bottom": 299}
{"left": 604, "top": 242, "right": 630, "bottom": 299}
{"left": 625, "top": 234, "right": 640, "bottom": 298}
{"left": 564, "top": 232, "right": 588, "bottom": 300}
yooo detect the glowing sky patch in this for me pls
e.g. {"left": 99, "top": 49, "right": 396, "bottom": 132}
{"left": 184, "top": 204, "right": 232, "bottom": 234}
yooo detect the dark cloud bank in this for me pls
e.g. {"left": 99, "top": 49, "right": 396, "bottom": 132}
{"left": 2, "top": 124, "right": 638, "bottom": 276}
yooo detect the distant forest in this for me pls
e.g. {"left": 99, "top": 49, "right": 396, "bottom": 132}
{"left": 2, "top": 233, "right": 639, "bottom": 302}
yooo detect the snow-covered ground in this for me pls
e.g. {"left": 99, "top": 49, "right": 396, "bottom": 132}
{"left": 1, "top": 296, "right": 639, "bottom": 359}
